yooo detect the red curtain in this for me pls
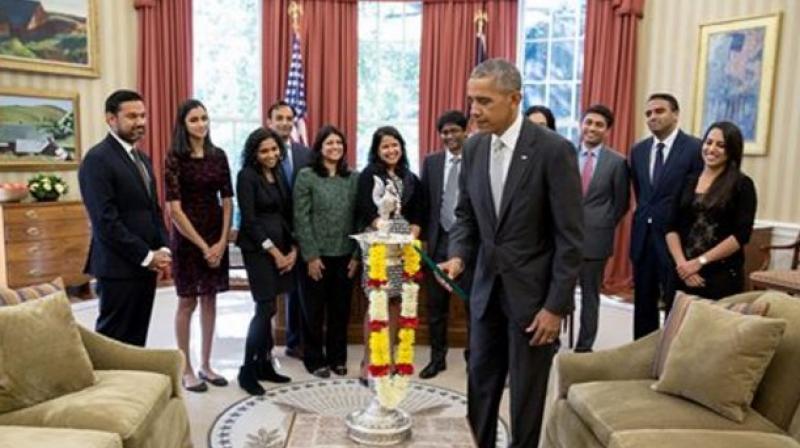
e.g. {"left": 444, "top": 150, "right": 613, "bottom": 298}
{"left": 262, "top": 0, "right": 358, "bottom": 165}
{"left": 580, "top": 0, "right": 645, "bottom": 297}
{"left": 134, "top": 0, "right": 193, "bottom": 224}
{"left": 418, "top": 0, "right": 517, "bottom": 159}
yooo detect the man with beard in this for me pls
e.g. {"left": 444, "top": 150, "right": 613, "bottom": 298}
{"left": 79, "top": 89, "right": 171, "bottom": 346}
{"left": 629, "top": 93, "right": 702, "bottom": 338}
{"left": 419, "top": 110, "right": 473, "bottom": 379}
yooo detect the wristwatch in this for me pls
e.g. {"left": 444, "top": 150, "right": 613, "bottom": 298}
{"left": 698, "top": 255, "right": 709, "bottom": 266}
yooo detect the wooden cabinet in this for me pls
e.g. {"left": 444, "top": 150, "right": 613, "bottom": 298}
{"left": 0, "top": 201, "right": 91, "bottom": 288}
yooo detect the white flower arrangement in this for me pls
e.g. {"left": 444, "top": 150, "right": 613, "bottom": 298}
{"left": 28, "top": 173, "right": 68, "bottom": 202}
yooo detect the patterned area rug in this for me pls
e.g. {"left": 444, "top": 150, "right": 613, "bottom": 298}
{"left": 208, "top": 379, "right": 509, "bottom": 447}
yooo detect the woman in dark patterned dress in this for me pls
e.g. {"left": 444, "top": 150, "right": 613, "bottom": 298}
{"left": 666, "top": 121, "right": 757, "bottom": 300}
{"left": 165, "top": 99, "right": 233, "bottom": 392}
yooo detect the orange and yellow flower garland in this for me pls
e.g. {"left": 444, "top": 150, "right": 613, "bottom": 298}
{"left": 366, "top": 240, "right": 422, "bottom": 409}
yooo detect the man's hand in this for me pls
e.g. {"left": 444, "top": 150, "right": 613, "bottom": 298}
{"left": 436, "top": 257, "right": 464, "bottom": 291}
{"left": 347, "top": 258, "right": 360, "bottom": 279}
{"left": 525, "top": 308, "right": 562, "bottom": 346}
{"left": 149, "top": 249, "right": 172, "bottom": 271}
{"left": 308, "top": 258, "right": 325, "bottom": 281}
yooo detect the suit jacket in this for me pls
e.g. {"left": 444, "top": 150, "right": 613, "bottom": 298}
{"left": 78, "top": 134, "right": 169, "bottom": 279}
{"left": 448, "top": 120, "right": 584, "bottom": 328}
{"left": 628, "top": 130, "right": 703, "bottom": 262}
{"left": 235, "top": 166, "right": 294, "bottom": 253}
{"left": 580, "top": 146, "right": 630, "bottom": 260}
{"left": 420, "top": 149, "right": 448, "bottom": 252}
{"left": 284, "top": 141, "right": 313, "bottom": 188}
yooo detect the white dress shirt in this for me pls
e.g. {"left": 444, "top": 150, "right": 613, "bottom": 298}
{"left": 489, "top": 113, "right": 524, "bottom": 196}
{"left": 648, "top": 127, "right": 679, "bottom": 180}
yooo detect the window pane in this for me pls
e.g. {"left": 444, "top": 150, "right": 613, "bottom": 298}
{"left": 552, "top": 7, "right": 576, "bottom": 38}
{"left": 524, "top": 8, "right": 549, "bottom": 40}
{"left": 550, "top": 41, "right": 574, "bottom": 81}
{"left": 524, "top": 42, "right": 548, "bottom": 81}
{"left": 524, "top": 84, "right": 546, "bottom": 109}
{"left": 548, "top": 84, "right": 572, "bottom": 120}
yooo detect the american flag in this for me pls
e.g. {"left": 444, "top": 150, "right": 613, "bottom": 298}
{"left": 284, "top": 31, "right": 308, "bottom": 145}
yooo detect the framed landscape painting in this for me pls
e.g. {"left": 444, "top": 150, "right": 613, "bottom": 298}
{"left": 693, "top": 13, "right": 781, "bottom": 156}
{"left": 0, "top": 87, "right": 80, "bottom": 171}
{"left": 0, "top": 0, "right": 99, "bottom": 77}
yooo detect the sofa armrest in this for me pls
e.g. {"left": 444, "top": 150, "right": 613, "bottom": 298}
{"left": 557, "top": 331, "right": 659, "bottom": 398}
{"left": 608, "top": 430, "right": 800, "bottom": 448}
{"left": 78, "top": 325, "right": 184, "bottom": 398}
{"left": 0, "top": 426, "right": 123, "bottom": 448}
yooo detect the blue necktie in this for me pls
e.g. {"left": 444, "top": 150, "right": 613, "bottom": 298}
{"left": 281, "top": 154, "right": 294, "bottom": 190}
{"left": 652, "top": 142, "right": 665, "bottom": 187}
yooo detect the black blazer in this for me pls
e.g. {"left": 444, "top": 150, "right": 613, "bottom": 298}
{"left": 448, "top": 120, "right": 584, "bottom": 327}
{"left": 628, "top": 130, "right": 703, "bottom": 262}
{"left": 78, "top": 134, "right": 169, "bottom": 279}
{"left": 355, "top": 163, "right": 424, "bottom": 231}
{"left": 235, "top": 166, "right": 294, "bottom": 253}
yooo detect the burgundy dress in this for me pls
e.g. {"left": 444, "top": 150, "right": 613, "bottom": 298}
{"left": 165, "top": 149, "right": 234, "bottom": 296}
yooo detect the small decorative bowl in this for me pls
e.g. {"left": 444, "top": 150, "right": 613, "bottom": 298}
{"left": 0, "top": 187, "right": 29, "bottom": 203}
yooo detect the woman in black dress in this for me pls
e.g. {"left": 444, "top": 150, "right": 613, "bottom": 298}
{"left": 165, "top": 99, "right": 232, "bottom": 392}
{"left": 355, "top": 126, "right": 423, "bottom": 383}
{"left": 666, "top": 121, "right": 757, "bottom": 300}
{"left": 236, "top": 127, "right": 296, "bottom": 395}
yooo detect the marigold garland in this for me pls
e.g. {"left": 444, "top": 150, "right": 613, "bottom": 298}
{"left": 366, "top": 240, "right": 422, "bottom": 409}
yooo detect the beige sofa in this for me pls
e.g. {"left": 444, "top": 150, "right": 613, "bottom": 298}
{"left": 544, "top": 291, "right": 800, "bottom": 448}
{"left": 0, "top": 321, "right": 191, "bottom": 448}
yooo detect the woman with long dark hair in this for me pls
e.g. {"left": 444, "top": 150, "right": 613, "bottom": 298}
{"left": 665, "top": 121, "right": 757, "bottom": 299}
{"left": 164, "top": 99, "right": 233, "bottom": 392}
{"left": 235, "top": 127, "right": 296, "bottom": 395}
{"left": 293, "top": 125, "right": 360, "bottom": 378}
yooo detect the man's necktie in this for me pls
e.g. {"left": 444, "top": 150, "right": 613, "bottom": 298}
{"left": 652, "top": 142, "right": 665, "bottom": 187}
{"left": 132, "top": 151, "right": 151, "bottom": 197}
{"left": 581, "top": 151, "right": 594, "bottom": 195}
{"left": 440, "top": 156, "right": 461, "bottom": 232}
{"left": 281, "top": 152, "right": 294, "bottom": 189}
{"left": 490, "top": 139, "right": 505, "bottom": 216}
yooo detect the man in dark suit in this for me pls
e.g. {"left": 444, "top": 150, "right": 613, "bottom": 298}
{"left": 440, "top": 59, "right": 583, "bottom": 448}
{"left": 573, "top": 104, "right": 629, "bottom": 353}
{"left": 266, "top": 100, "right": 313, "bottom": 359}
{"left": 419, "top": 110, "right": 473, "bottom": 379}
{"left": 629, "top": 93, "right": 703, "bottom": 339}
{"left": 79, "top": 89, "right": 171, "bottom": 347}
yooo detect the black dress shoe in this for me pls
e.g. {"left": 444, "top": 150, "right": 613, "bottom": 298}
{"left": 238, "top": 363, "right": 265, "bottom": 396}
{"left": 574, "top": 347, "right": 594, "bottom": 353}
{"left": 259, "top": 358, "right": 292, "bottom": 383}
{"left": 311, "top": 367, "right": 330, "bottom": 378}
{"left": 331, "top": 365, "right": 348, "bottom": 376}
{"left": 419, "top": 360, "right": 446, "bottom": 379}
{"left": 182, "top": 378, "right": 208, "bottom": 393}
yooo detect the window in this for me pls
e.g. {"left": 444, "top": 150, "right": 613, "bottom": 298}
{"left": 357, "top": 2, "right": 422, "bottom": 171}
{"left": 193, "top": 0, "right": 261, "bottom": 226}
{"left": 519, "top": 0, "right": 587, "bottom": 143}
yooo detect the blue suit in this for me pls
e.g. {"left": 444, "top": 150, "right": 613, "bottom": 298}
{"left": 79, "top": 134, "right": 169, "bottom": 346}
{"left": 628, "top": 129, "right": 702, "bottom": 338}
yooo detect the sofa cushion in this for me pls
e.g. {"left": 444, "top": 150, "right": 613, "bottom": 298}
{"left": 653, "top": 291, "right": 770, "bottom": 377}
{"left": 0, "top": 277, "right": 65, "bottom": 306}
{"left": 0, "top": 370, "right": 171, "bottom": 444}
{"left": 653, "top": 301, "right": 786, "bottom": 422}
{"left": 752, "top": 292, "right": 800, "bottom": 429}
{"left": 608, "top": 430, "right": 800, "bottom": 448}
{"left": 0, "top": 425, "right": 122, "bottom": 448}
{"left": 567, "top": 380, "right": 784, "bottom": 445}
{"left": 0, "top": 291, "right": 95, "bottom": 413}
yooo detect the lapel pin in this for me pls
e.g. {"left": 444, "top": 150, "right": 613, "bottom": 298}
{"left": 521, "top": 155, "right": 528, "bottom": 160}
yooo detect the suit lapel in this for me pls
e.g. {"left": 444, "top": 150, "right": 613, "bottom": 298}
{"left": 497, "top": 122, "right": 536, "bottom": 226}
{"left": 431, "top": 151, "right": 445, "bottom": 210}
{"left": 585, "top": 146, "right": 609, "bottom": 200}
{"left": 107, "top": 135, "right": 152, "bottom": 201}
{"left": 475, "top": 134, "right": 497, "bottom": 230}
{"left": 654, "top": 130, "right": 686, "bottom": 193}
